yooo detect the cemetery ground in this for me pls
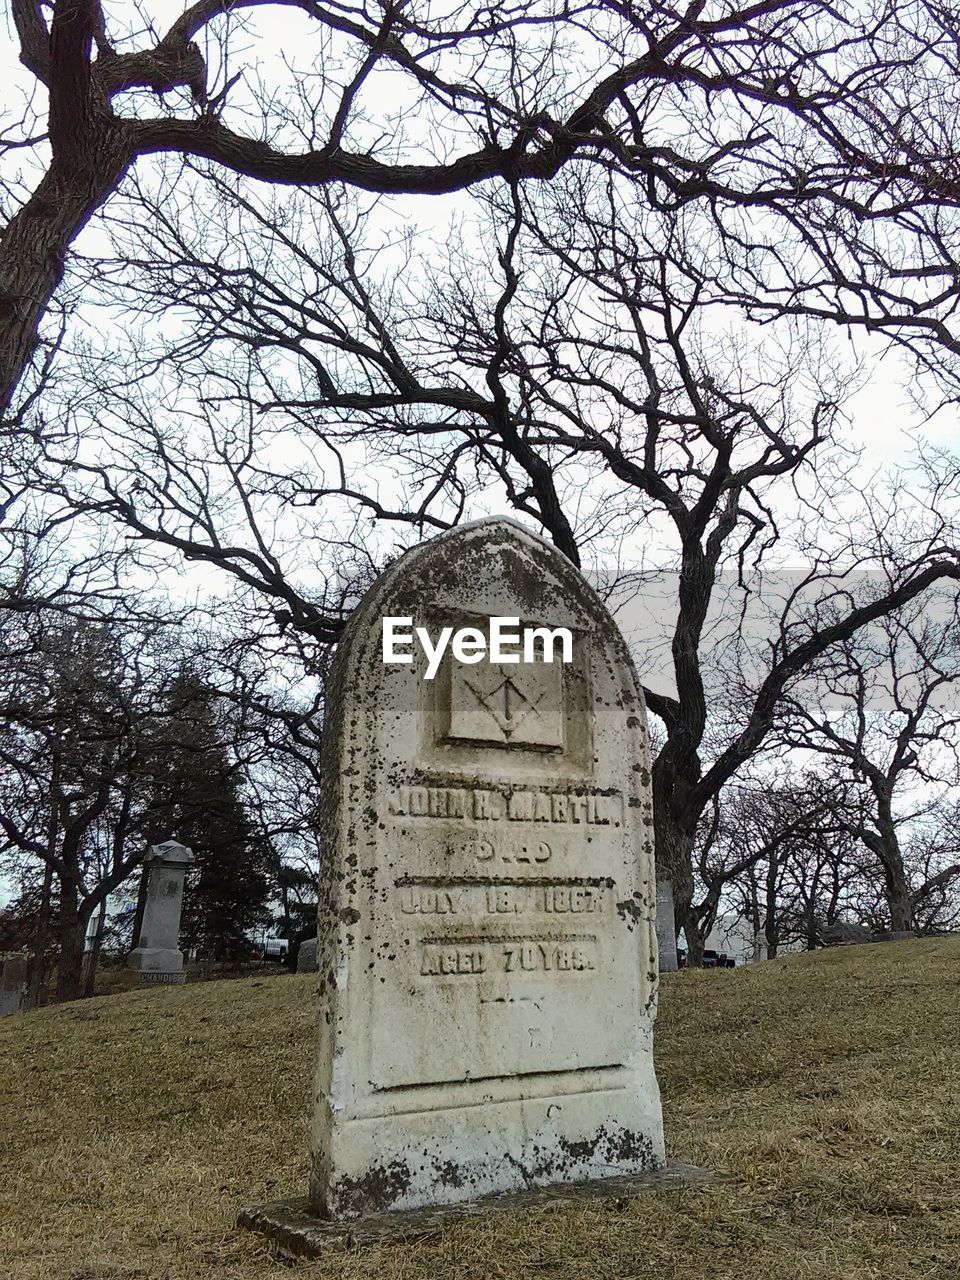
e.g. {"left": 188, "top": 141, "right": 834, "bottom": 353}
{"left": 2, "top": 940, "right": 958, "bottom": 1280}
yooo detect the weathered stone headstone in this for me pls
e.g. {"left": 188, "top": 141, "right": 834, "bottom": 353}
{"left": 297, "top": 936, "right": 318, "bottom": 973}
{"left": 821, "top": 921, "right": 872, "bottom": 947}
{"left": 308, "top": 518, "right": 664, "bottom": 1219}
{"left": 655, "top": 880, "right": 678, "bottom": 973}
{"left": 0, "top": 953, "right": 27, "bottom": 1016}
{"left": 127, "top": 841, "right": 194, "bottom": 985}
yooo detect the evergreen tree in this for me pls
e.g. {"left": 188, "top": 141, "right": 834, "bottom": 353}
{"left": 153, "top": 673, "right": 274, "bottom": 960}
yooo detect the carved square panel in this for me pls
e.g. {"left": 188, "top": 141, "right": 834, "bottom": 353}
{"left": 445, "top": 658, "right": 564, "bottom": 749}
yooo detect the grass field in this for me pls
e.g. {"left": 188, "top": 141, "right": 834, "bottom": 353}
{"left": 2, "top": 939, "right": 959, "bottom": 1280}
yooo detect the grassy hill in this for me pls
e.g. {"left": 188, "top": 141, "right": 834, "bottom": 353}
{"left": 2, "top": 939, "right": 959, "bottom": 1280}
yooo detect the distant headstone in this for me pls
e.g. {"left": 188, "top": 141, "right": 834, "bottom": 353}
{"left": 820, "top": 922, "right": 872, "bottom": 947}
{"left": 655, "top": 881, "right": 678, "bottom": 973}
{"left": 297, "top": 936, "right": 318, "bottom": 973}
{"left": 126, "top": 841, "right": 194, "bottom": 985}
{"left": 308, "top": 518, "right": 664, "bottom": 1219}
{"left": 0, "top": 953, "right": 27, "bottom": 1016}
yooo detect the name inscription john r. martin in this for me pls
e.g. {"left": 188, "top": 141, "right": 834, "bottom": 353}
{"left": 388, "top": 785, "right": 621, "bottom": 825}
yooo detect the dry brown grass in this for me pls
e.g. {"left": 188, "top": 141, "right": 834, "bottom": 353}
{"left": 2, "top": 939, "right": 959, "bottom": 1280}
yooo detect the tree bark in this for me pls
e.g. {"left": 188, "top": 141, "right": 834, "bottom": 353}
{"left": 55, "top": 876, "right": 88, "bottom": 1002}
{"left": 652, "top": 776, "right": 702, "bottom": 962}
{"left": 872, "top": 788, "right": 914, "bottom": 933}
{"left": 26, "top": 860, "right": 54, "bottom": 1007}
{"left": 0, "top": 137, "right": 131, "bottom": 415}
{"left": 881, "top": 847, "right": 914, "bottom": 933}
{"left": 130, "top": 862, "right": 149, "bottom": 950}
{"left": 763, "top": 847, "right": 779, "bottom": 960}
{"left": 804, "top": 897, "right": 818, "bottom": 951}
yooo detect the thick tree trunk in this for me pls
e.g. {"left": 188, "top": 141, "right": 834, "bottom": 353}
{"left": 130, "top": 862, "right": 149, "bottom": 950}
{"left": 0, "top": 137, "right": 130, "bottom": 415}
{"left": 55, "top": 878, "right": 91, "bottom": 1002}
{"left": 882, "top": 856, "right": 913, "bottom": 933}
{"left": 804, "top": 897, "right": 818, "bottom": 950}
{"left": 26, "top": 786, "right": 60, "bottom": 1006}
{"left": 26, "top": 861, "right": 55, "bottom": 1007}
{"left": 651, "top": 774, "right": 702, "bottom": 963}
{"left": 872, "top": 794, "right": 913, "bottom": 933}
{"left": 682, "top": 908, "right": 704, "bottom": 967}
{"left": 763, "top": 847, "right": 779, "bottom": 961}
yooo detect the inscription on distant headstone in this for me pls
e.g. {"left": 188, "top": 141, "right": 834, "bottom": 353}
{"left": 310, "top": 518, "right": 664, "bottom": 1219}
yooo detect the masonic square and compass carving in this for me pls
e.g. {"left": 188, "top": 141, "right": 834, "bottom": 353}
{"left": 446, "top": 652, "right": 565, "bottom": 750}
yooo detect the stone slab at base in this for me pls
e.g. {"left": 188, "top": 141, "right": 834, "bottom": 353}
{"left": 127, "top": 941, "right": 187, "bottom": 988}
{"left": 238, "top": 1161, "right": 716, "bottom": 1258}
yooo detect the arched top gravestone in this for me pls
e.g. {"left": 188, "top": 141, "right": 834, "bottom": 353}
{"left": 311, "top": 518, "right": 664, "bottom": 1219}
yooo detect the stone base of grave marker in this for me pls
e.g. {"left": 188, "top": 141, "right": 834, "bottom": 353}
{"left": 125, "top": 951, "right": 189, "bottom": 985}
{"left": 239, "top": 1162, "right": 717, "bottom": 1258}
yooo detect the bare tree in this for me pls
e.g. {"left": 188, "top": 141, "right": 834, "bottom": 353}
{"left": 696, "top": 773, "right": 834, "bottom": 957}
{"left": 715, "top": 770, "right": 872, "bottom": 956}
{"left": 10, "top": 0, "right": 960, "bottom": 970}
{"left": 10, "top": 0, "right": 960, "bottom": 422}
{"left": 906, "top": 803, "right": 960, "bottom": 934}
{"left": 0, "top": 595, "right": 330, "bottom": 997}
{"left": 0, "top": 0, "right": 863, "bottom": 411}
{"left": 0, "top": 611, "right": 183, "bottom": 1000}
{"left": 63, "top": 164, "right": 960, "bottom": 962}
{"left": 777, "top": 587, "right": 960, "bottom": 931}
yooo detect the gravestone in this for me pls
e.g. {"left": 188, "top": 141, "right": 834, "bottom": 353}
{"left": 655, "top": 880, "right": 678, "bottom": 973}
{"left": 308, "top": 517, "right": 664, "bottom": 1219}
{"left": 821, "top": 921, "right": 872, "bottom": 947}
{"left": 0, "top": 953, "right": 27, "bottom": 1016}
{"left": 126, "top": 841, "right": 194, "bottom": 985}
{"left": 297, "top": 936, "right": 318, "bottom": 973}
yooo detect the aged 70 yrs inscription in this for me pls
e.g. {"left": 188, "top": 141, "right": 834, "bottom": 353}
{"left": 312, "top": 518, "right": 664, "bottom": 1221}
